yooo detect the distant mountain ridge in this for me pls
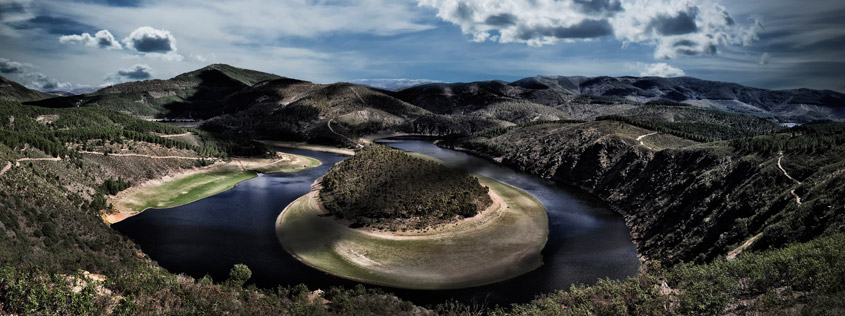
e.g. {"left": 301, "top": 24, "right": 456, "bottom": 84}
{"left": 5, "top": 64, "right": 843, "bottom": 132}
{"left": 397, "top": 75, "right": 844, "bottom": 122}
{"left": 349, "top": 78, "right": 443, "bottom": 91}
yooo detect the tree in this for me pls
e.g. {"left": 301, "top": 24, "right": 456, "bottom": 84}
{"left": 228, "top": 263, "right": 252, "bottom": 287}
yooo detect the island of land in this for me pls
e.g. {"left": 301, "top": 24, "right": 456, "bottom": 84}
{"left": 275, "top": 145, "right": 548, "bottom": 289}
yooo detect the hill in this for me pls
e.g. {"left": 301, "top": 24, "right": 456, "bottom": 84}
{"left": 319, "top": 145, "right": 492, "bottom": 229}
{"left": 396, "top": 75, "right": 845, "bottom": 123}
{"left": 442, "top": 120, "right": 845, "bottom": 266}
{"left": 0, "top": 75, "right": 52, "bottom": 102}
{"left": 26, "top": 64, "right": 282, "bottom": 118}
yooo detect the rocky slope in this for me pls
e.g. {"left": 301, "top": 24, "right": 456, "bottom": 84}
{"left": 397, "top": 75, "right": 845, "bottom": 122}
{"left": 445, "top": 120, "right": 845, "bottom": 266}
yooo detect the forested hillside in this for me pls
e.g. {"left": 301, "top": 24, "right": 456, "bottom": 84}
{"left": 320, "top": 145, "right": 491, "bottom": 230}
{"left": 443, "top": 120, "right": 845, "bottom": 267}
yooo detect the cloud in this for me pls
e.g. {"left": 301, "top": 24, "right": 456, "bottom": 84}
{"left": 631, "top": 62, "right": 686, "bottom": 77}
{"left": 419, "top": 0, "right": 761, "bottom": 58}
{"left": 0, "top": 57, "right": 30, "bottom": 74}
{"left": 122, "top": 26, "right": 176, "bottom": 53}
{"left": 116, "top": 64, "right": 151, "bottom": 79}
{"left": 26, "top": 72, "right": 70, "bottom": 90}
{"left": 759, "top": 52, "right": 770, "bottom": 65}
{"left": 104, "top": 64, "right": 152, "bottom": 83}
{"left": 59, "top": 29, "right": 122, "bottom": 49}
{"left": 0, "top": 57, "right": 69, "bottom": 90}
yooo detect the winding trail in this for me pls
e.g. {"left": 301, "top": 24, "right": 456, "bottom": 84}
{"left": 636, "top": 131, "right": 659, "bottom": 146}
{"left": 727, "top": 232, "right": 763, "bottom": 261}
{"left": 326, "top": 119, "right": 343, "bottom": 138}
{"left": 79, "top": 151, "right": 209, "bottom": 160}
{"left": 159, "top": 132, "right": 193, "bottom": 138}
{"left": 0, "top": 162, "right": 11, "bottom": 177}
{"left": 777, "top": 152, "right": 802, "bottom": 205}
{"left": 15, "top": 156, "right": 62, "bottom": 166}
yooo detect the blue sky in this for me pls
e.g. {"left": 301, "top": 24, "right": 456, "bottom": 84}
{"left": 0, "top": 0, "right": 843, "bottom": 92}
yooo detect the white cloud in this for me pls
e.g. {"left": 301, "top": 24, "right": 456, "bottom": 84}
{"left": 0, "top": 56, "right": 70, "bottom": 90}
{"left": 418, "top": 0, "right": 761, "bottom": 58}
{"left": 630, "top": 62, "right": 686, "bottom": 77}
{"left": 123, "top": 26, "right": 176, "bottom": 53}
{"left": 59, "top": 29, "right": 122, "bottom": 49}
{"left": 759, "top": 52, "right": 770, "bottom": 65}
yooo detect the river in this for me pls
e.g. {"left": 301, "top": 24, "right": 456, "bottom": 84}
{"left": 113, "top": 138, "right": 639, "bottom": 307}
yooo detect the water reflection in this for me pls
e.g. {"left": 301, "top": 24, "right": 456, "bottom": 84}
{"left": 114, "top": 140, "right": 639, "bottom": 307}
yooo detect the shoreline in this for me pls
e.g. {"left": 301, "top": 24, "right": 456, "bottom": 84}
{"left": 275, "top": 174, "right": 548, "bottom": 290}
{"left": 105, "top": 152, "right": 321, "bottom": 224}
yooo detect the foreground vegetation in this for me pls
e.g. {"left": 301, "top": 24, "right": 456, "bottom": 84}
{"left": 320, "top": 145, "right": 492, "bottom": 230}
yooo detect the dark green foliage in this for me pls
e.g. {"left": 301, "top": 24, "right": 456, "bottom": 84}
{"left": 573, "top": 94, "right": 639, "bottom": 105}
{"left": 731, "top": 123, "right": 845, "bottom": 154}
{"left": 228, "top": 264, "right": 252, "bottom": 287}
{"left": 101, "top": 177, "right": 131, "bottom": 195}
{"left": 320, "top": 145, "right": 492, "bottom": 229}
{"left": 89, "top": 194, "right": 107, "bottom": 211}
{"left": 597, "top": 115, "right": 768, "bottom": 142}
{"left": 404, "top": 114, "right": 504, "bottom": 136}
{"left": 473, "top": 120, "right": 585, "bottom": 138}
{"left": 0, "top": 100, "right": 271, "bottom": 159}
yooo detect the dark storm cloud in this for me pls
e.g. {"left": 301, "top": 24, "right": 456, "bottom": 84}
{"left": 517, "top": 19, "right": 613, "bottom": 40}
{"left": 485, "top": 13, "right": 517, "bottom": 27}
{"left": 573, "top": 0, "right": 622, "bottom": 14}
{"left": 648, "top": 9, "right": 698, "bottom": 36}
{"left": 122, "top": 26, "right": 176, "bottom": 53}
{"left": 0, "top": 58, "right": 28, "bottom": 74}
{"left": 11, "top": 15, "right": 94, "bottom": 35}
{"left": 116, "top": 64, "right": 152, "bottom": 79}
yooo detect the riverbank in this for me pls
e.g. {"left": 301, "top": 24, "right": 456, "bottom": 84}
{"left": 275, "top": 174, "right": 548, "bottom": 290}
{"left": 106, "top": 152, "right": 320, "bottom": 224}
{"left": 257, "top": 140, "right": 356, "bottom": 156}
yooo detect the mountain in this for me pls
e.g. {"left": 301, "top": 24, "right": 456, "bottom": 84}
{"left": 442, "top": 120, "right": 845, "bottom": 267}
{"left": 26, "top": 64, "right": 282, "bottom": 118}
{"left": 349, "top": 78, "right": 443, "bottom": 91}
{"left": 0, "top": 75, "right": 53, "bottom": 102}
{"left": 396, "top": 75, "right": 845, "bottom": 123}
{"left": 203, "top": 81, "right": 434, "bottom": 146}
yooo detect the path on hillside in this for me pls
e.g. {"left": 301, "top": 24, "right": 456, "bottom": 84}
{"left": 636, "top": 132, "right": 659, "bottom": 146}
{"left": 159, "top": 132, "right": 193, "bottom": 138}
{"left": 0, "top": 162, "right": 11, "bottom": 177}
{"left": 79, "top": 151, "right": 209, "bottom": 160}
{"left": 778, "top": 152, "right": 802, "bottom": 205}
{"left": 15, "top": 157, "right": 62, "bottom": 166}
{"left": 327, "top": 119, "right": 343, "bottom": 138}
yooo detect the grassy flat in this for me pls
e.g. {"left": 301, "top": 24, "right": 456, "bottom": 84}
{"left": 108, "top": 153, "right": 320, "bottom": 221}
{"left": 275, "top": 175, "right": 548, "bottom": 290}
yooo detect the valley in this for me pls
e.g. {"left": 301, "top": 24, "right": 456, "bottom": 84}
{"left": 0, "top": 64, "right": 843, "bottom": 315}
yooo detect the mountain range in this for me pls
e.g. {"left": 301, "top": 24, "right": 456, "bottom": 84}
{"left": 7, "top": 64, "right": 841, "bottom": 129}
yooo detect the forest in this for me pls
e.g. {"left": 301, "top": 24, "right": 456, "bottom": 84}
{"left": 319, "top": 145, "right": 492, "bottom": 230}
{"left": 596, "top": 114, "right": 772, "bottom": 142}
{"left": 0, "top": 100, "right": 270, "bottom": 159}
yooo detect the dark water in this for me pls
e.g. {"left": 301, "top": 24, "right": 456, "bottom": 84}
{"left": 113, "top": 140, "right": 639, "bottom": 307}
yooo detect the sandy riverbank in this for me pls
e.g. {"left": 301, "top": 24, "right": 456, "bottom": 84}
{"left": 275, "top": 175, "right": 548, "bottom": 290}
{"left": 104, "top": 152, "right": 320, "bottom": 224}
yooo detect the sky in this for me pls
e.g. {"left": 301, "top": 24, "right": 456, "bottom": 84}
{"left": 0, "top": 0, "right": 843, "bottom": 92}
